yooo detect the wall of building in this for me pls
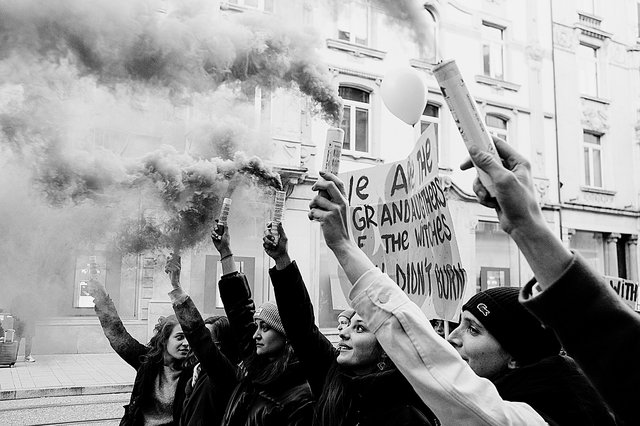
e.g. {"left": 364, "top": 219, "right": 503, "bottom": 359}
{"left": 27, "top": 0, "right": 640, "bottom": 354}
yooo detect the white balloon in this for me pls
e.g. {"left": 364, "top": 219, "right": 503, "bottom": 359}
{"left": 380, "top": 66, "right": 427, "bottom": 126}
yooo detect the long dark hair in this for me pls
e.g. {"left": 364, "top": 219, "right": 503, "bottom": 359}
{"left": 315, "top": 343, "right": 391, "bottom": 426}
{"left": 142, "top": 315, "right": 187, "bottom": 368}
{"left": 205, "top": 315, "right": 240, "bottom": 365}
{"left": 243, "top": 331, "right": 295, "bottom": 387}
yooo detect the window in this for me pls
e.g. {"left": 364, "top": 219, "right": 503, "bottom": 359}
{"left": 578, "top": 44, "right": 599, "bottom": 97}
{"left": 570, "top": 230, "right": 605, "bottom": 273}
{"left": 227, "top": 0, "right": 274, "bottom": 12}
{"left": 339, "top": 86, "right": 370, "bottom": 152}
{"left": 485, "top": 114, "right": 508, "bottom": 143}
{"left": 74, "top": 254, "right": 107, "bottom": 308}
{"left": 475, "top": 222, "right": 520, "bottom": 292}
{"left": 583, "top": 131, "right": 603, "bottom": 187}
{"left": 419, "top": 103, "right": 440, "bottom": 162}
{"left": 337, "top": 1, "right": 369, "bottom": 46}
{"left": 482, "top": 23, "right": 505, "bottom": 80}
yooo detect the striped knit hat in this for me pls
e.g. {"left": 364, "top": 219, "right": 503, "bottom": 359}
{"left": 253, "top": 301, "right": 286, "bottom": 337}
{"left": 463, "top": 287, "right": 560, "bottom": 365}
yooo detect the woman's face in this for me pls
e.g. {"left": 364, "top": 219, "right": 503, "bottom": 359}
{"left": 337, "top": 316, "right": 350, "bottom": 332}
{"left": 336, "top": 313, "right": 381, "bottom": 373}
{"left": 253, "top": 319, "right": 286, "bottom": 358}
{"left": 165, "top": 324, "right": 190, "bottom": 361}
{"left": 447, "top": 310, "right": 512, "bottom": 380}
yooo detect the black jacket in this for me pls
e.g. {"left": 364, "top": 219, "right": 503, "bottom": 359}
{"left": 522, "top": 253, "right": 633, "bottom": 425}
{"left": 494, "top": 354, "right": 617, "bottom": 426}
{"left": 172, "top": 293, "right": 239, "bottom": 426}
{"left": 218, "top": 271, "right": 314, "bottom": 426}
{"left": 94, "top": 294, "right": 192, "bottom": 426}
{"left": 270, "top": 261, "right": 439, "bottom": 426}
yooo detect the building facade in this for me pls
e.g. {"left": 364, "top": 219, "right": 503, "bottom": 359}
{"left": 26, "top": 0, "right": 640, "bottom": 354}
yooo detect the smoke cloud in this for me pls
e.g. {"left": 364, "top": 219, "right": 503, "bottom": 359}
{"left": 0, "top": 0, "right": 338, "bottom": 316}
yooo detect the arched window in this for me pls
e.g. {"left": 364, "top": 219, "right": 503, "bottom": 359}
{"left": 485, "top": 114, "right": 508, "bottom": 143}
{"left": 339, "top": 86, "right": 370, "bottom": 152}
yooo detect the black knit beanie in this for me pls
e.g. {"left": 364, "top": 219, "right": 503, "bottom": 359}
{"left": 463, "top": 287, "right": 560, "bottom": 366}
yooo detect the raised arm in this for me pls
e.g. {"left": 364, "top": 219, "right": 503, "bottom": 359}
{"left": 309, "top": 172, "right": 548, "bottom": 425}
{"left": 466, "top": 137, "right": 640, "bottom": 423}
{"left": 89, "top": 281, "right": 147, "bottom": 369}
{"left": 165, "top": 255, "right": 238, "bottom": 390}
{"left": 264, "top": 223, "right": 338, "bottom": 396}
{"left": 212, "top": 223, "right": 257, "bottom": 361}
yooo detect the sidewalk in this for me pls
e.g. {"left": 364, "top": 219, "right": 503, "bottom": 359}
{"left": 0, "top": 353, "right": 135, "bottom": 400}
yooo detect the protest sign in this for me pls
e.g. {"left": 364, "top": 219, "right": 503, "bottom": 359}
{"left": 606, "top": 276, "right": 639, "bottom": 310}
{"left": 339, "top": 124, "right": 467, "bottom": 321}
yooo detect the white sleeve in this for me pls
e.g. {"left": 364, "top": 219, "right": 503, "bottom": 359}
{"left": 348, "top": 268, "right": 548, "bottom": 426}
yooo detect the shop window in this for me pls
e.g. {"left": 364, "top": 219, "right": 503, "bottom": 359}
{"left": 74, "top": 254, "right": 107, "bottom": 308}
{"left": 482, "top": 22, "right": 505, "bottom": 80}
{"left": 475, "top": 222, "right": 520, "bottom": 292}
{"left": 570, "top": 230, "right": 605, "bottom": 274}
{"left": 203, "top": 255, "right": 255, "bottom": 316}
{"left": 339, "top": 86, "right": 370, "bottom": 153}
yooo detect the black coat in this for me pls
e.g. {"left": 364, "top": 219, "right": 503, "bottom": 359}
{"left": 172, "top": 294, "right": 239, "bottom": 426}
{"left": 270, "top": 261, "right": 439, "bottom": 426}
{"left": 94, "top": 294, "right": 192, "bottom": 426}
{"left": 494, "top": 354, "right": 617, "bottom": 426}
{"left": 218, "top": 271, "right": 314, "bottom": 426}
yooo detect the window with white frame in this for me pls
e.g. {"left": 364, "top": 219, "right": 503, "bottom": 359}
{"left": 583, "top": 131, "right": 603, "bottom": 188}
{"left": 227, "top": 0, "right": 274, "bottom": 12}
{"left": 578, "top": 44, "right": 599, "bottom": 97}
{"left": 482, "top": 22, "right": 505, "bottom": 80}
{"left": 485, "top": 114, "right": 508, "bottom": 143}
{"left": 337, "top": 1, "right": 370, "bottom": 46}
{"left": 339, "top": 86, "right": 370, "bottom": 153}
{"left": 419, "top": 103, "right": 440, "bottom": 162}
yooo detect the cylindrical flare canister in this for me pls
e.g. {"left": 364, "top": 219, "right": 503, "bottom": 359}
{"left": 219, "top": 198, "right": 232, "bottom": 225}
{"left": 270, "top": 191, "right": 286, "bottom": 243}
{"left": 433, "top": 59, "right": 500, "bottom": 195}
{"left": 322, "top": 128, "right": 344, "bottom": 174}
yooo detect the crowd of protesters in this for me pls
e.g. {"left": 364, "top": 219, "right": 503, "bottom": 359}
{"left": 87, "top": 136, "right": 634, "bottom": 425}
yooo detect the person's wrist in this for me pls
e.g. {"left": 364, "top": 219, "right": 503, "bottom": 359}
{"left": 328, "top": 238, "right": 357, "bottom": 257}
{"left": 275, "top": 253, "right": 292, "bottom": 270}
{"left": 218, "top": 248, "right": 232, "bottom": 258}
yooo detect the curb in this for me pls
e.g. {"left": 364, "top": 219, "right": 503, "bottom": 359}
{"left": 0, "top": 383, "right": 133, "bottom": 400}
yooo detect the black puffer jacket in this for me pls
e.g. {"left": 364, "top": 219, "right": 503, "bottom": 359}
{"left": 94, "top": 293, "right": 192, "bottom": 426}
{"left": 172, "top": 293, "right": 239, "bottom": 426}
{"left": 270, "top": 261, "right": 439, "bottom": 426}
{"left": 218, "top": 271, "right": 314, "bottom": 426}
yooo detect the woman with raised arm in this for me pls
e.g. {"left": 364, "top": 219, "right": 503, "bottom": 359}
{"left": 165, "top": 256, "right": 241, "bottom": 426}
{"left": 209, "top": 222, "right": 313, "bottom": 426}
{"left": 89, "top": 280, "right": 193, "bottom": 426}
{"left": 263, "top": 222, "right": 439, "bottom": 426}
{"left": 308, "top": 171, "right": 616, "bottom": 426}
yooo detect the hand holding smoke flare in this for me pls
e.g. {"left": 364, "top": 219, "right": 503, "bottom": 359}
{"left": 165, "top": 253, "right": 181, "bottom": 289}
